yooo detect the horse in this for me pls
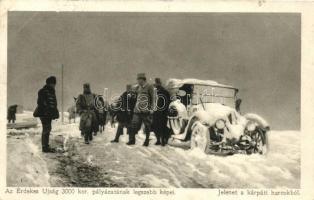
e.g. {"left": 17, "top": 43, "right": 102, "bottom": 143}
{"left": 95, "top": 96, "right": 109, "bottom": 133}
{"left": 67, "top": 97, "right": 79, "bottom": 123}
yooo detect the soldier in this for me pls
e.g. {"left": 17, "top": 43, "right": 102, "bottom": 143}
{"left": 34, "top": 76, "right": 59, "bottom": 153}
{"left": 235, "top": 99, "right": 242, "bottom": 113}
{"left": 128, "top": 73, "right": 155, "bottom": 146}
{"left": 76, "top": 83, "right": 98, "bottom": 144}
{"left": 152, "top": 78, "right": 171, "bottom": 146}
{"left": 7, "top": 104, "right": 18, "bottom": 124}
{"left": 110, "top": 84, "right": 137, "bottom": 143}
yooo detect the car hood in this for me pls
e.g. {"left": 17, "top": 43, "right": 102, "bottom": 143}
{"left": 193, "top": 103, "right": 235, "bottom": 125}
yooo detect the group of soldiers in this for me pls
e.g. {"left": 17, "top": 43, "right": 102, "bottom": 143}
{"left": 34, "top": 73, "right": 171, "bottom": 153}
{"left": 76, "top": 73, "right": 171, "bottom": 146}
{"left": 110, "top": 73, "right": 171, "bottom": 146}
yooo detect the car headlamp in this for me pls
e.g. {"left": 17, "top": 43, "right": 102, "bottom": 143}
{"left": 215, "top": 119, "right": 225, "bottom": 130}
{"left": 168, "top": 106, "right": 178, "bottom": 117}
{"left": 247, "top": 122, "right": 257, "bottom": 132}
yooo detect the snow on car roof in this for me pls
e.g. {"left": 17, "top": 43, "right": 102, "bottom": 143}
{"left": 166, "top": 78, "right": 237, "bottom": 90}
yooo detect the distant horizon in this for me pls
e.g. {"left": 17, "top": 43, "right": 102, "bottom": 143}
{"left": 7, "top": 12, "right": 300, "bottom": 130}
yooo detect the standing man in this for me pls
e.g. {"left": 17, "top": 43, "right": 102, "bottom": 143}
{"left": 35, "top": 76, "right": 59, "bottom": 153}
{"left": 7, "top": 104, "right": 18, "bottom": 124}
{"left": 152, "top": 78, "right": 171, "bottom": 146}
{"left": 110, "top": 84, "right": 137, "bottom": 143}
{"left": 128, "top": 73, "right": 155, "bottom": 146}
{"left": 76, "top": 83, "right": 98, "bottom": 144}
{"left": 235, "top": 99, "right": 242, "bottom": 113}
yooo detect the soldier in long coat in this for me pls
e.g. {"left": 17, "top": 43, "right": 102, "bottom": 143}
{"left": 152, "top": 78, "right": 171, "bottom": 146}
{"left": 76, "top": 83, "right": 98, "bottom": 144}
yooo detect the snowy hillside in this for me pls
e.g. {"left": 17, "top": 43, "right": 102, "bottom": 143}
{"left": 7, "top": 113, "right": 300, "bottom": 188}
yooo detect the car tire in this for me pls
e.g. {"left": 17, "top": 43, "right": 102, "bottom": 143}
{"left": 252, "top": 127, "right": 269, "bottom": 155}
{"left": 190, "top": 121, "right": 210, "bottom": 153}
{"left": 169, "top": 118, "right": 187, "bottom": 135}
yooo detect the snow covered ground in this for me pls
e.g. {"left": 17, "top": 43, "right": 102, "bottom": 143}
{"left": 6, "top": 113, "right": 300, "bottom": 188}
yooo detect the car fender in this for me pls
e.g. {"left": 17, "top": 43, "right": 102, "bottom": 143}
{"left": 169, "top": 100, "right": 188, "bottom": 119}
{"left": 244, "top": 113, "right": 270, "bottom": 129}
{"left": 192, "top": 110, "right": 227, "bottom": 126}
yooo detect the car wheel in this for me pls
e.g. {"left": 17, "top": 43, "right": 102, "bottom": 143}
{"left": 169, "top": 118, "right": 181, "bottom": 134}
{"left": 190, "top": 121, "right": 210, "bottom": 153}
{"left": 252, "top": 128, "right": 268, "bottom": 155}
{"left": 169, "top": 118, "right": 187, "bottom": 135}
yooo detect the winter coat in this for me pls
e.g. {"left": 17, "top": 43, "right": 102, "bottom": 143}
{"left": 7, "top": 105, "right": 18, "bottom": 121}
{"left": 96, "top": 110, "right": 107, "bottom": 126}
{"left": 111, "top": 91, "right": 137, "bottom": 124}
{"left": 134, "top": 83, "right": 155, "bottom": 113}
{"left": 36, "top": 85, "right": 59, "bottom": 119}
{"left": 95, "top": 97, "right": 108, "bottom": 126}
{"left": 76, "top": 93, "right": 98, "bottom": 133}
{"left": 152, "top": 85, "right": 171, "bottom": 132}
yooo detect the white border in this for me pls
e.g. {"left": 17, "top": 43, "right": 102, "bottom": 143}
{"left": 1, "top": 1, "right": 314, "bottom": 200}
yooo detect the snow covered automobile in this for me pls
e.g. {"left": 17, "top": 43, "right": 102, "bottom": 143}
{"left": 166, "top": 79, "right": 270, "bottom": 155}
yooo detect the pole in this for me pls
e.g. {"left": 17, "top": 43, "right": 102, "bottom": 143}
{"left": 61, "top": 64, "right": 64, "bottom": 124}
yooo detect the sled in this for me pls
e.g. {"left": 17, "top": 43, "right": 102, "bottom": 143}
{"left": 168, "top": 138, "right": 191, "bottom": 150}
{"left": 7, "top": 119, "right": 38, "bottom": 129}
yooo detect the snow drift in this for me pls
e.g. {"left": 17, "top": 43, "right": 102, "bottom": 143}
{"left": 7, "top": 113, "right": 300, "bottom": 188}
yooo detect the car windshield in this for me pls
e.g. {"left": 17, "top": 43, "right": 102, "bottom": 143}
{"left": 191, "top": 85, "right": 237, "bottom": 108}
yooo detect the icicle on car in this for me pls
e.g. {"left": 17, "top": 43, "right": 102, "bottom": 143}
{"left": 165, "top": 78, "right": 270, "bottom": 156}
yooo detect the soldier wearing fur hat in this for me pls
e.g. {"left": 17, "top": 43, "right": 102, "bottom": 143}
{"left": 34, "top": 76, "right": 59, "bottom": 153}
{"left": 76, "top": 83, "right": 98, "bottom": 144}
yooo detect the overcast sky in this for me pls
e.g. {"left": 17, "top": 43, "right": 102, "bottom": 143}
{"left": 7, "top": 12, "right": 300, "bottom": 130}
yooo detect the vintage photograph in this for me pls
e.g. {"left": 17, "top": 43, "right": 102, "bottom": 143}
{"left": 6, "top": 12, "right": 300, "bottom": 188}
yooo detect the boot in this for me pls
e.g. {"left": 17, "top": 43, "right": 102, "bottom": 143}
{"left": 84, "top": 131, "right": 91, "bottom": 144}
{"left": 128, "top": 131, "right": 136, "bottom": 145}
{"left": 155, "top": 135, "right": 161, "bottom": 145}
{"left": 143, "top": 139, "right": 149, "bottom": 147}
{"left": 161, "top": 136, "right": 168, "bottom": 146}
{"left": 126, "top": 141, "right": 135, "bottom": 145}
{"left": 111, "top": 130, "right": 121, "bottom": 143}
{"left": 155, "top": 132, "right": 162, "bottom": 145}
{"left": 42, "top": 146, "right": 56, "bottom": 153}
{"left": 143, "top": 131, "right": 150, "bottom": 146}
